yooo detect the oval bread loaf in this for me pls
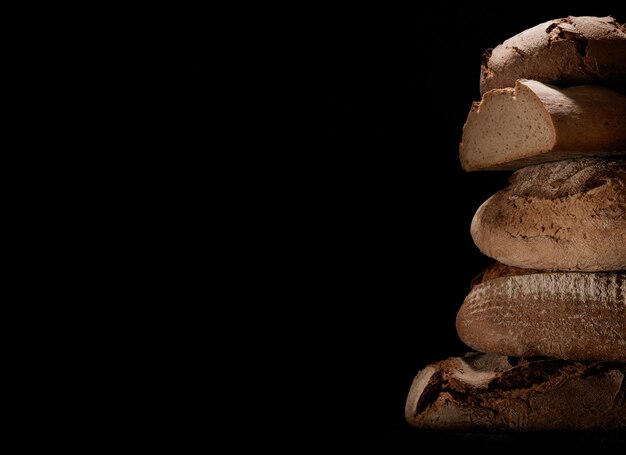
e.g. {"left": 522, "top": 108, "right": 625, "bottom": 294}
{"left": 459, "top": 80, "right": 626, "bottom": 171}
{"left": 456, "top": 268, "right": 626, "bottom": 362}
{"left": 471, "top": 158, "right": 626, "bottom": 271}
{"left": 406, "top": 353, "right": 626, "bottom": 431}
{"left": 480, "top": 16, "right": 626, "bottom": 95}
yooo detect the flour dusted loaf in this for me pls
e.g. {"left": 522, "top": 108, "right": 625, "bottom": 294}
{"left": 456, "top": 265, "right": 626, "bottom": 362}
{"left": 480, "top": 16, "right": 626, "bottom": 96}
{"left": 405, "top": 353, "right": 626, "bottom": 430}
{"left": 471, "top": 158, "right": 626, "bottom": 271}
{"left": 459, "top": 80, "right": 626, "bottom": 171}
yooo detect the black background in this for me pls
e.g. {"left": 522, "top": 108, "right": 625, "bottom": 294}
{"left": 170, "top": 5, "right": 625, "bottom": 451}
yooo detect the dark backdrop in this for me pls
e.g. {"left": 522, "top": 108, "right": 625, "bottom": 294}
{"left": 170, "top": 5, "right": 625, "bottom": 451}
{"left": 298, "top": 6, "right": 625, "bottom": 451}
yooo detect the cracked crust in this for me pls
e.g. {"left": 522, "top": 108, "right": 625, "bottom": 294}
{"left": 457, "top": 269, "right": 626, "bottom": 362}
{"left": 406, "top": 353, "right": 626, "bottom": 430}
{"left": 471, "top": 158, "right": 626, "bottom": 271}
{"left": 480, "top": 16, "right": 626, "bottom": 95}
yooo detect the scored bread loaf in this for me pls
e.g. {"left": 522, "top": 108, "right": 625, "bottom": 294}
{"left": 405, "top": 353, "right": 626, "bottom": 431}
{"left": 471, "top": 158, "right": 626, "bottom": 271}
{"left": 480, "top": 16, "right": 626, "bottom": 96}
{"left": 456, "top": 267, "right": 626, "bottom": 362}
{"left": 459, "top": 80, "right": 626, "bottom": 171}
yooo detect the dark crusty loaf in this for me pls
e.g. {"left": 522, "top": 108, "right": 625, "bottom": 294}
{"left": 456, "top": 267, "right": 626, "bottom": 362}
{"left": 471, "top": 158, "right": 626, "bottom": 271}
{"left": 459, "top": 80, "right": 626, "bottom": 171}
{"left": 405, "top": 353, "right": 626, "bottom": 431}
{"left": 480, "top": 16, "right": 626, "bottom": 95}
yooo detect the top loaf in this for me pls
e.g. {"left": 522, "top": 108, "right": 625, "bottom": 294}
{"left": 480, "top": 16, "right": 626, "bottom": 95}
{"left": 460, "top": 16, "right": 626, "bottom": 171}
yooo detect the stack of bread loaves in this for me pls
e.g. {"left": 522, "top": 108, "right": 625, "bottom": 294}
{"left": 406, "top": 16, "right": 626, "bottom": 431}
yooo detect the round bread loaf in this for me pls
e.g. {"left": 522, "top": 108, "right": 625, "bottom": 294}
{"left": 471, "top": 158, "right": 626, "bottom": 272}
{"left": 406, "top": 353, "right": 626, "bottom": 431}
{"left": 480, "top": 16, "right": 626, "bottom": 95}
{"left": 456, "top": 265, "right": 626, "bottom": 362}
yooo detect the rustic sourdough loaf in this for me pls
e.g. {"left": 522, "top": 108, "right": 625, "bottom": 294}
{"left": 471, "top": 158, "right": 626, "bottom": 271}
{"left": 405, "top": 353, "right": 626, "bottom": 430}
{"left": 460, "top": 80, "right": 626, "bottom": 171}
{"left": 456, "top": 268, "right": 626, "bottom": 362}
{"left": 480, "top": 16, "right": 626, "bottom": 96}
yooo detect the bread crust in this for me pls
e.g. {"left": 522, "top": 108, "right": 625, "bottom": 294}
{"left": 456, "top": 270, "right": 626, "bottom": 362}
{"left": 480, "top": 16, "right": 626, "bottom": 95}
{"left": 471, "top": 158, "right": 626, "bottom": 271}
{"left": 406, "top": 353, "right": 626, "bottom": 430}
{"left": 470, "top": 262, "right": 541, "bottom": 288}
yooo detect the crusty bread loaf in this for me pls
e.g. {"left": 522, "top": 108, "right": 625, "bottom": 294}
{"left": 456, "top": 269, "right": 626, "bottom": 362}
{"left": 480, "top": 16, "right": 626, "bottom": 96}
{"left": 405, "top": 353, "right": 626, "bottom": 430}
{"left": 460, "top": 80, "right": 626, "bottom": 171}
{"left": 471, "top": 158, "right": 626, "bottom": 271}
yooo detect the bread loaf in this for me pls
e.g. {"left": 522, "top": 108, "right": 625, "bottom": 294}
{"left": 460, "top": 80, "right": 626, "bottom": 171}
{"left": 471, "top": 158, "right": 626, "bottom": 271}
{"left": 456, "top": 269, "right": 626, "bottom": 362}
{"left": 480, "top": 16, "right": 626, "bottom": 96}
{"left": 405, "top": 353, "right": 626, "bottom": 430}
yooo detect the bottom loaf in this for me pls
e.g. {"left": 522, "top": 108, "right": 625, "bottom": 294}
{"left": 405, "top": 353, "right": 625, "bottom": 431}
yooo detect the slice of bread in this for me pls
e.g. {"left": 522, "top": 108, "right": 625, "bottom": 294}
{"left": 459, "top": 80, "right": 626, "bottom": 171}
